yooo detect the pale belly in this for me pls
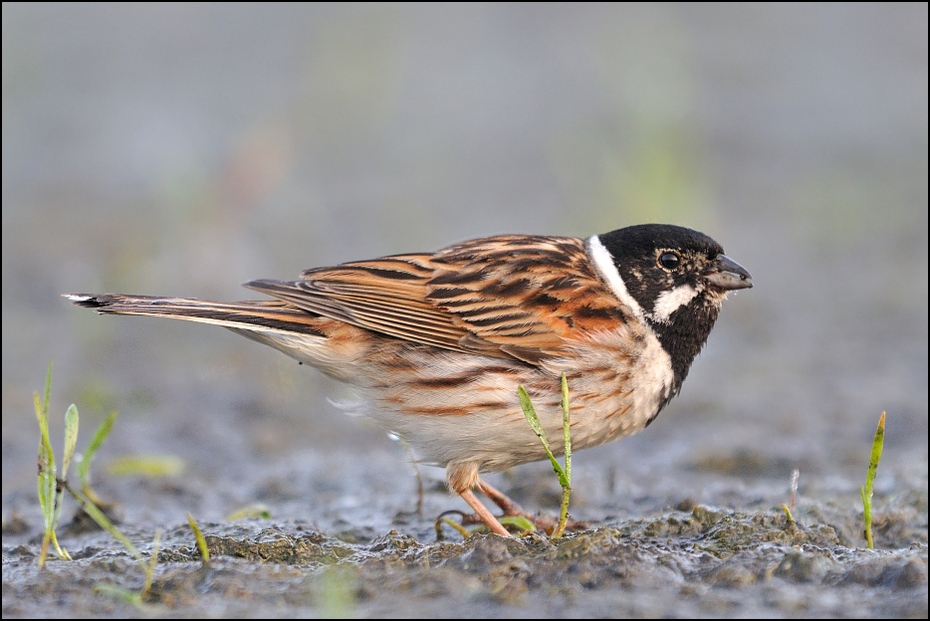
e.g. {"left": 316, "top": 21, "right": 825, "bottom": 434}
{"left": 359, "top": 327, "right": 676, "bottom": 473}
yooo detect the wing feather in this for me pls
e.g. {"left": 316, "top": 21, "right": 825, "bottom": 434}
{"left": 245, "top": 236, "right": 631, "bottom": 364}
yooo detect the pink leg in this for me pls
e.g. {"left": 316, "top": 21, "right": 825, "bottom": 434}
{"left": 477, "top": 480, "right": 525, "bottom": 516}
{"left": 458, "top": 489, "right": 511, "bottom": 537}
{"left": 478, "top": 478, "right": 588, "bottom": 535}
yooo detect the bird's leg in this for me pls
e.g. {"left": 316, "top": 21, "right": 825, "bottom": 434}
{"left": 478, "top": 478, "right": 590, "bottom": 535}
{"left": 447, "top": 463, "right": 512, "bottom": 536}
{"left": 479, "top": 479, "right": 552, "bottom": 530}
{"left": 477, "top": 479, "right": 526, "bottom": 517}
{"left": 459, "top": 478, "right": 549, "bottom": 533}
{"left": 457, "top": 488, "right": 511, "bottom": 537}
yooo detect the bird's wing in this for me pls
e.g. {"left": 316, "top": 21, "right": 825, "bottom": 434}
{"left": 246, "top": 253, "right": 469, "bottom": 353}
{"left": 246, "top": 235, "right": 630, "bottom": 364}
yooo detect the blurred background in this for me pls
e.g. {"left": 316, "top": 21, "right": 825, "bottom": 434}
{"left": 2, "top": 3, "right": 927, "bottom": 533}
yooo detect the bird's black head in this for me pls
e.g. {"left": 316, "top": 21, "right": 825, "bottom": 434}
{"left": 589, "top": 224, "right": 752, "bottom": 387}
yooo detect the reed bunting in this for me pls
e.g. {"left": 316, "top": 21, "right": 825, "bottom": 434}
{"left": 67, "top": 223, "right": 752, "bottom": 536}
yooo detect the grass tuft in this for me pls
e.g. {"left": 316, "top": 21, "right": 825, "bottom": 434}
{"left": 35, "top": 363, "right": 71, "bottom": 565}
{"left": 34, "top": 363, "right": 143, "bottom": 566}
{"left": 860, "top": 411, "right": 886, "bottom": 550}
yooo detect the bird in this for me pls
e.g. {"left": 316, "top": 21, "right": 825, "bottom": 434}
{"left": 66, "top": 223, "right": 752, "bottom": 537}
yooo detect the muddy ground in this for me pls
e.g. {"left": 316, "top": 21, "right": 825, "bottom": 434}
{"left": 3, "top": 454, "right": 928, "bottom": 618}
{"left": 3, "top": 4, "right": 927, "bottom": 618}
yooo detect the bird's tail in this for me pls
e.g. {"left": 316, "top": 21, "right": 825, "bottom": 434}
{"left": 64, "top": 293, "right": 326, "bottom": 337}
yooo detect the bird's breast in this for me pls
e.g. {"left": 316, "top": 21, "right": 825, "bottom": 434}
{"left": 346, "top": 323, "right": 675, "bottom": 473}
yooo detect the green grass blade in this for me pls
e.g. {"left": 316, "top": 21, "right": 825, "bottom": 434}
{"left": 187, "top": 513, "right": 211, "bottom": 563}
{"left": 518, "top": 388, "right": 553, "bottom": 453}
{"left": 499, "top": 515, "right": 537, "bottom": 533}
{"left": 36, "top": 435, "right": 50, "bottom": 525}
{"left": 226, "top": 503, "right": 272, "bottom": 521}
{"left": 50, "top": 531, "right": 72, "bottom": 561}
{"left": 861, "top": 411, "right": 886, "bottom": 550}
{"left": 34, "top": 364, "right": 57, "bottom": 567}
{"left": 555, "top": 373, "right": 573, "bottom": 538}
{"left": 105, "top": 454, "right": 186, "bottom": 477}
{"left": 79, "top": 411, "right": 118, "bottom": 490}
{"left": 50, "top": 405, "right": 78, "bottom": 551}
{"left": 141, "top": 528, "right": 161, "bottom": 598}
{"left": 62, "top": 404, "right": 79, "bottom": 481}
{"left": 435, "top": 516, "right": 472, "bottom": 539}
{"left": 519, "top": 374, "right": 574, "bottom": 538}
{"left": 518, "top": 386, "right": 565, "bottom": 481}
{"left": 35, "top": 391, "right": 56, "bottom": 522}
{"left": 36, "top": 407, "right": 53, "bottom": 524}
{"left": 560, "top": 373, "right": 572, "bottom": 489}
{"left": 65, "top": 485, "right": 144, "bottom": 565}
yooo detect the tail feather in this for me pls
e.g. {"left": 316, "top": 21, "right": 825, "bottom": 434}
{"left": 63, "top": 293, "right": 326, "bottom": 337}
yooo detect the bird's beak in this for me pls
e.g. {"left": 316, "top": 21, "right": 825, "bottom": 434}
{"left": 705, "top": 254, "right": 753, "bottom": 291}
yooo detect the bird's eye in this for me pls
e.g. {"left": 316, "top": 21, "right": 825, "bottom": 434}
{"left": 658, "top": 251, "right": 681, "bottom": 270}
